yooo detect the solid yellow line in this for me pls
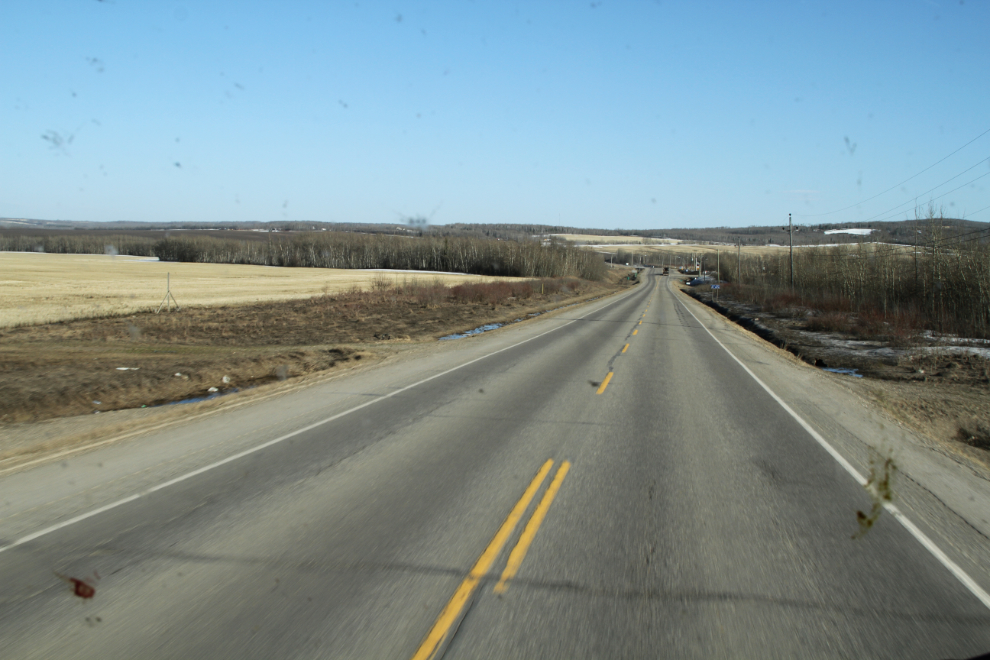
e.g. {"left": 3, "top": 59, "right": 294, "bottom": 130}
{"left": 494, "top": 461, "right": 571, "bottom": 594}
{"left": 410, "top": 460, "right": 554, "bottom": 660}
{"left": 596, "top": 372, "right": 613, "bottom": 394}
{"left": 633, "top": 328, "right": 638, "bottom": 335}
{"left": 621, "top": 343, "right": 629, "bottom": 354}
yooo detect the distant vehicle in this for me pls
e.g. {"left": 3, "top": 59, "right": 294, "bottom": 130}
{"left": 662, "top": 267, "right": 669, "bottom": 275}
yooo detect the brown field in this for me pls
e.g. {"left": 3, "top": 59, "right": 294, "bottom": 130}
{"left": 554, "top": 234, "right": 682, "bottom": 245}
{"left": 587, "top": 243, "right": 921, "bottom": 273}
{"left": 0, "top": 270, "right": 631, "bottom": 426}
{"left": 0, "top": 253, "right": 521, "bottom": 328}
{"left": 584, "top": 242, "right": 916, "bottom": 257}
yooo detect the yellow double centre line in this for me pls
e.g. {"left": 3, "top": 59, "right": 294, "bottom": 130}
{"left": 494, "top": 461, "right": 570, "bottom": 593}
{"left": 411, "top": 459, "right": 570, "bottom": 660}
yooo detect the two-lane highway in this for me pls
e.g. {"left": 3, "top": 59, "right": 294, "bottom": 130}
{"left": 1, "top": 269, "right": 988, "bottom": 658}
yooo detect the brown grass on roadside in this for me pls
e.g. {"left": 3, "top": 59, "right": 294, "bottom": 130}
{"left": 805, "top": 312, "right": 852, "bottom": 334}
{"left": 0, "top": 275, "right": 622, "bottom": 424}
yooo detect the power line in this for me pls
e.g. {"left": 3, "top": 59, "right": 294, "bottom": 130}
{"left": 656, "top": 226, "right": 990, "bottom": 262}
{"left": 719, "top": 243, "right": 914, "bottom": 263}
{"left": 776, "top": 228, "right": 990, "bottom": 254}
{"left": 937, "top": 225, "right": 990, "bottom": 246}
{"left": 947, "top": 233, "right": 990, "bottom": 246}
{"left": 716, "top": 232, "right": 987, "bottom": 263}
{"left": 941, "top": 223, "right": 990, "bottom": 241}
{"left": 780, "top": 227, "right": 990, "bottom": 254}
{"left": 964, "top": 203, "right": 990, "bottom": 219}
{"left": 864, "top": 165, "right": 990, "bottom": 224}
{"left": 797, "top": 126, "right": 990, "bottom": 218}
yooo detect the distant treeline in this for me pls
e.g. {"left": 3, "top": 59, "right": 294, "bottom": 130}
{"left": 152, "top": 233, "right": 607, "bottom": 280}
{"left": 678, "top": 212, "right": 990, "bottom": 339}
{"left": 0, "top": 230, "right": 606, "bottom": 280}
{"left": 0, "top": 232, "right": 156, "bottom": 256}
{"left": 6, "top": 217, "right": 987, "bottom": 248}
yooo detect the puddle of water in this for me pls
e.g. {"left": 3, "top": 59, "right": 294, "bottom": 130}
{"left": 437, "top": 294, "right": 608, "bottom": 341}
{"left": 439, "top": 323, "right": 504, "bottom": 341}
{"left": 821, "top": 367, "right": 863, "bottom": 378}
{"left": 164, "top": 387, "right": 242, "bottom": 406}
{"left": 510, "top": 311, "right": 545, "bottom": 324}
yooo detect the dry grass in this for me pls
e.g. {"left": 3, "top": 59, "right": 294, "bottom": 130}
{"left": 581, "top": 243, "right": 917, "bottom": 258}
{"left": 0, "top": 274, "right": 624, "bottom": 423}
{"left": 554, "top": 234, "right": 682, "bottom": 245}
{"left": 0, "top": 253, "right": 520, "bottom": 328}
{"left": 620, "top": 242, "right": 913, "bottom": 258}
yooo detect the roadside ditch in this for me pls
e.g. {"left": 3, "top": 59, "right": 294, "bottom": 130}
{"left": 0, "top": 274, "right": 634, "bottom": 425}
{"left": 677, "top": 280, "right": 990, "bottom": 469}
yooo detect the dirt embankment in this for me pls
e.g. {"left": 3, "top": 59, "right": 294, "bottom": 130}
{"left": 678, "top": 280, "right": 990, "bottom": 469}
{"left": 1, "top": 274, "right": 632, "bottom": 425}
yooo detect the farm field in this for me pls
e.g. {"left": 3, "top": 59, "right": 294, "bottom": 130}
{"left": 584, "top": 242, "right": 920, "bottom": 272}
{"left": 0, "top": 253, "right": 518, "bottom": 328}
{"left": 585, "top": 242, "right": 916, "bottom": 256}
{"left": 0, "top": 264, "right": 630, "bottom": 427}
{"left": 553, "top": 233, "right": 682, "bottom": 245}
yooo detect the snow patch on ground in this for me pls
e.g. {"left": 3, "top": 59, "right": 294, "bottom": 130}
{"left": 916, "top": 346, "right": 990, "bottom": 359}
{"left": 920, "top": 332, "right": 990, "bottom": 346}
{"left": 822, "top": 367, "right": 863, "bottom": 377}
{"left": 824, "top": 228, "right": 874, "bottom": 235}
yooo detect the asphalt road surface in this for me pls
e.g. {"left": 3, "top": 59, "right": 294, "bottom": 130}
{"left": 1, "top": 269, "right": 989, "bottom": 659}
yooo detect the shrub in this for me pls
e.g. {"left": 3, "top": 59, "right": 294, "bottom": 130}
{"left": 805, "top": 312, "right": 851, "bottom": 333}
{"left": 413, "top": 283, "right": 450, "bottom": 308}
{"left": 510, "top": 282, "right": 534, "bottom": 298}
{"left": 450, "top": 282, "right": 514, "bottom": 305}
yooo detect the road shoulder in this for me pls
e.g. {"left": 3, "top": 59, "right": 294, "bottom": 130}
{"left": 670, "top": 278, "right": 990, "bottom": 566}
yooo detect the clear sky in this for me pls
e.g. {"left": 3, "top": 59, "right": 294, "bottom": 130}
{"left": 2, "top": 1, "right": 988, "bottom": 229}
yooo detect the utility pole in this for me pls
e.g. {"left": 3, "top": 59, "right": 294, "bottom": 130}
{"left": 716, "top": 248, "right": 720, "bottom": 301}
{"left": 737, "top": 238, "right": 741, "bottom": 285}
{"left": 914, "top": 221, "right": 919, "bottom": 289}
{"left": 788, "top": 212, "right": 794, "bottom": 289}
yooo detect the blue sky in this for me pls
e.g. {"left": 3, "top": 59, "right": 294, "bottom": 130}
{"left": 2, "top": 1, "right": 988, "bottom": 229}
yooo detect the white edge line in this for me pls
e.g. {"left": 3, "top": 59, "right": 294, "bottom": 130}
{"left": 671, "top": 280, "right": 990, "bottom": 612}
{"left": 0, "top": 286, "right": 640, "bottom": 555}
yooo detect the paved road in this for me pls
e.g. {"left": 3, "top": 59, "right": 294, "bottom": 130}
{"left": 1, "top": 270, "right": 988, "bottom": 659}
